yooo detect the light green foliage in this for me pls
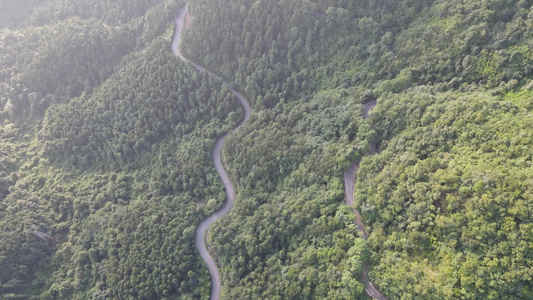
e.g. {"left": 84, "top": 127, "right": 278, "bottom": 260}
{"left": 357, "top": 87, "right": 533, "bottom": 299}
{"left": 503, "top": 87, "right": 533, "bottom": 110}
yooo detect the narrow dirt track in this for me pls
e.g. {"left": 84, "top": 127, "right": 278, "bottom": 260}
{"left": 172, "top": 6, "right": 251, "bottom": 300}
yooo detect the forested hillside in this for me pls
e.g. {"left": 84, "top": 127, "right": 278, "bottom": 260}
{"left": 359, "top": 87, "right": 532, "bottom": 299}
{"left": 182, "top": 0, "right": 532, "bottom": 299}
{"left": 0, "top": 0, "right": 532, "bottom": 299}
{"left": 0, "top": 0, "right": 242, "bottom": 298}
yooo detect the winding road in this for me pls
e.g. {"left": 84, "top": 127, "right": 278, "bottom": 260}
{"left": 172, "top": 6, "right": 251, "bottom": 300}
{"left": 344, "top": 100, "right": 389, "bottom": 300}
{"left": 174, "top": 6, "right": 385, "bottom": 299}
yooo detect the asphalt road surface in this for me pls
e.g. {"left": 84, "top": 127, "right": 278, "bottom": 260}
{"left": 172, "top": 6, "right": 251, "bottom": 300}
{"left": 343, "top": 100, "right": 389, "bottom": 300}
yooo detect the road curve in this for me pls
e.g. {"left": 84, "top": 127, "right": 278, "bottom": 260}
{"left": 343, "top": 100, "right": 388, "bottom": 300}
{"left": 172, "top": 6, "right": 251, "bottom": 300}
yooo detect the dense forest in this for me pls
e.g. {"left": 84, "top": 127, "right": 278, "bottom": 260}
{"left": 1, "top": 0, "right": 240, "bottom": 298}
{"left": 0, "top": 0, "right": 531, "bottom": 299}
{"left": 182, "top": 0, "right": 532, "bottom": 299}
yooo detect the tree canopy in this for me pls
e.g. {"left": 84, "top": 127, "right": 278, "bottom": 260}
{"left": 0, "top": 0, "right": 531, "bottom": 299}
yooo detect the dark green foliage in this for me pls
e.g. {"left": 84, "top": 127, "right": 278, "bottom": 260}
{"left": 0, "top": 0, "right": 240, "bottom": 298}
{"left": 0, "top": 0, "right": 169, "bottom": 29}
{"left": 183, "top": 0, "right": 532, "bottom": 95}
{"left": 1, "top": 20, "right": 136, "bottom": 117}
{"left": 39, "top": 37, "right": 237, "bottom": 168}
{"left": 1, "top": 0, "right": 532, "bottom": 299}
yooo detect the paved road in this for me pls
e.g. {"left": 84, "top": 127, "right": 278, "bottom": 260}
{"left": 343, "top": 100, "right": 389, "bottom": 300}
{"left": 363, "top": 100, "right": 377, "bottom": 118}
{"left": 172, "top": 6, "right": 251, "bottom": 300}
{"left": 175, "top": 6, "right": 384, "bottom": 299}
